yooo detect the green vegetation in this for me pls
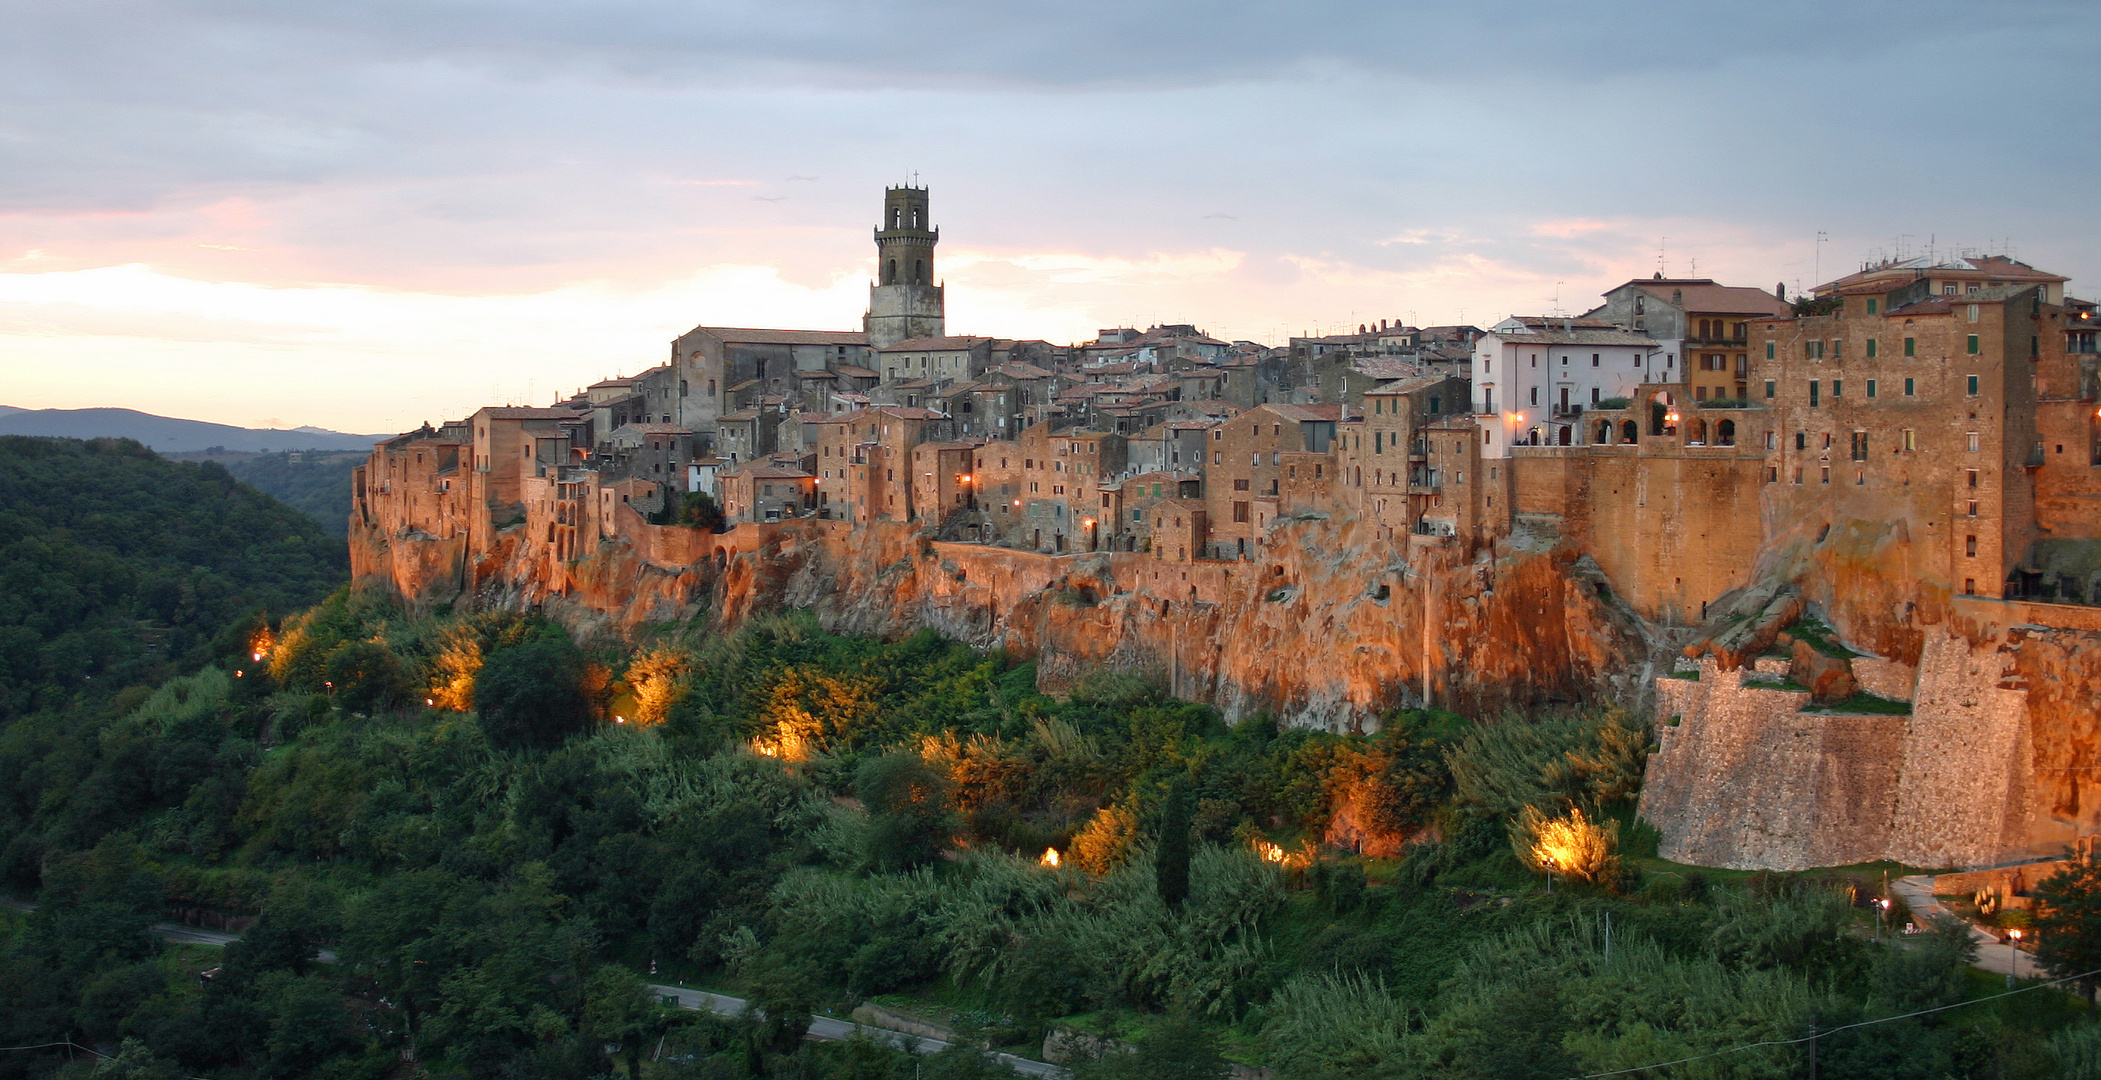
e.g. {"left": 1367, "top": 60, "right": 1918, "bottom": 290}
{"left": 207, "top": 450, "right": 364, "bottom": 538}
{"left": 3, "top": 575, "right": 2097, "bottom": 1076}
{"left": 0, "top": 436, "right": 347, "bottom": 722}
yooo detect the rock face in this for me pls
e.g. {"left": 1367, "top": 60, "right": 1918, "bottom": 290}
{"left": 353, "top": 512, "right": 1650, "bottom": 727}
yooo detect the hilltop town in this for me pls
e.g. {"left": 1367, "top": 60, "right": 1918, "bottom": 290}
{"left": 352, "top": 185, "right": 2101, "bottom": 874}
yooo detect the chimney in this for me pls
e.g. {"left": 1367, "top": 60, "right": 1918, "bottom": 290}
{"left": 1776, "top": 282, "right": 1787, "bottom": 301}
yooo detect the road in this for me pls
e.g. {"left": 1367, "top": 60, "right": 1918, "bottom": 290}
{"left": 3, "top": 895, "right": 1064, "bottom": 1077}
{"left": 1890, "top": 875, "right": 2037, "bottom": 979}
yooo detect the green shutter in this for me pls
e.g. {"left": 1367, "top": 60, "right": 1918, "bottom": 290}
{"left": 1766, "top": 342, "right": 1775, "bottom": 360}
{"left": 1967, "top": 335, "right": 1980, "bottom": 354}
{"left": 1867, "top": 338, "right": 1878, "bottom": 358}
{"left": 1867, "top": 379, "right": 1878, "bottom": 398}
{"left": 1904, "top": 337, "right": 1915, "bottom": 356}
{"left": 1905, "top": 378, "right": 1915, "bottom": 396}
{"left": 1764, "top": 380, "right": 1776, "bottom": 399}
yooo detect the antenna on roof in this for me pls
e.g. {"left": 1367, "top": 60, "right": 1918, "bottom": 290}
{"left": 1657, "top": 237, "right": 1666, "bottom": 277}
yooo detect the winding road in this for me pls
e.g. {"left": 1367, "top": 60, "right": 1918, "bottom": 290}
{"left": 0, "top": 897, "right": 1066, "bottom": 1078}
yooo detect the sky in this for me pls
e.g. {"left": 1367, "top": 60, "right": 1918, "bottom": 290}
{"left": 3, "top": 0, "right": 2097, "bottom": 434}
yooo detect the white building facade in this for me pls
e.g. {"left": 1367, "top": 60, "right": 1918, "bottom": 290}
{"left": 1472, "top": 317, "right": 1661, "bottom": 458}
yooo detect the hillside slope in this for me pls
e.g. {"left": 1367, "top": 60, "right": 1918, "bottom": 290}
{"left": 0, "top": 436, "right": 349, "bottom": 718}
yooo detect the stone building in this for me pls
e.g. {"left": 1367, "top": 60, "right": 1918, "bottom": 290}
{"left": 720, "top": 464, "right": 815, "bottom": 523}
{"left": 877, "top": 335, "right": 994, "bottom": 385}
{"left": 1203, "top": 403, "right": 1341, "bottom": 558}
{"left": 865, "top": 185, "right": 945, "bottom": 349}
{"left": 671, "top": 326, "right": 872, "bottom": 439}
{"left": 1586, "top": 277, "right": 1792, "bottom": 402}
{"left": 1749, "top": 282, "right": 2051, "bottom": 599}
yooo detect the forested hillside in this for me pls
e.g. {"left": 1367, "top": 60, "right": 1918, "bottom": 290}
{"left": 0, "top": 437, "right": 348, "bottom": 721}
{"left": 3, "top": 585, "right": 2092, "bottom": 1080}
{"left": 213, "top": 451, "right": 362, "bottom": 538}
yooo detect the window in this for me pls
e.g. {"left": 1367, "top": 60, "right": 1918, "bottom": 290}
{"left": 1233, "top": 502, "right": 1250, "bottom": 523}
{"left": 1591, "top": 387, "right": 1600, "bottom": 404}
{"left": 1867, "top": 298, "right": 1878, "bottom": 315}
{"left": 1592, "top": 353, "right": 1600, "bottom": 367}
{"left": 1905, "top": 377, "right": 1916, "bottom": 396}
{"left": 1766, "top": 431, "right": 1777, "bottom": 450}
{"left": 1832, "top": 340, "right": 1843, "bottom": 359}
{"left": 1968, "top": 303, "right": 1980, "bottom": 322}
{"left": 1966, "top": 535, "right": 1978, "bottom": 557}
{"left": 1832, "top": 380, "right": 1843, "bottom": 398}
{"left": 1530, "top": 387, "right": 1538, "bottom": 406}
{"left": 1902, "top": 429, "right": 1916, "bottom": 451}
{"left": 1904, "top": 337, "right": 1915, "bottom": 357}
{"left": 1965, "top": 578, "right": 1976, "bottom": 594}
{"left": 1967, "top": 501, "right": 1978, "bottom": 517}
{"left": 1967, "top": 433, "right": 1981, "bottom": 453}
{"left": 1967, "top": 335, "right": 1981, "bottom": 355}
{"left": 1850, "top": 432, "right": 1868, "bottom": 461}
{"left": 1795, "top": 432, "right": 1807, "bottom": 451}
{"left": 1967, "top": 374, "right": 1980, "bottom": 395}
{"left": 1766, "top": 341, "right": 1776, "bottom": 360}
{"left": 1968, "top": 468, "right": 1980, "bottom": 487}
{"left": 1809, "top": 380, "right": 1821, "bottom": 407}
{"left": 1867, "top": 339, "right": 1878, "bottom": 358}
{"left": 1821, "top": 466, "right": 1831, "bottom": 484}
{"left": 1765, "top": 380, "right": 1776, "bottom": 399}
{"left": 1867, "top": 379, "right": 1877, "bottom": 398}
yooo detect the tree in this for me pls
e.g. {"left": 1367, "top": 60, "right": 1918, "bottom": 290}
{"left": 1156, "top": 783, "right": 1192, "bottom": 910}
{"left": 856, "top": 752, "right": 958, "bottom": 871}
{"left": 582, "top": 963, "right": 660, "bottom": 1079}
{"left": 475, "top": 637, "right": 592, "bottom": 750}
{"left": 1073, "top": 1009, "right": 1227, "bottom": 1080}
{"left": 2036, "top": 857, "right": 2101, "bottom": 1007}
{"left": 323, "top": 639, "right": 407, "bottom": 712}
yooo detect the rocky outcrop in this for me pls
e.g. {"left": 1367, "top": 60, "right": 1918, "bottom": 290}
{"left": 352, "top": 512, "right": 1649, "bottom": 727}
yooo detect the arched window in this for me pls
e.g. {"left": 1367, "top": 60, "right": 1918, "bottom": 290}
{"left": 1596, "top": 421, "right": 1612, "bottom": 444}
{"left": 1688, "top": 418, "right": 1708, "bottom": 445}
{"left": 890, "top": 207, "right": 900, "bottom": 228}
{"left": 914, "top": 259, "right": 925, "bottom": 283}
{"left": 1558, "top": 426, "right": 1571, "bottom": 446}
{"left": 1622, "top": 420, "right": 1639, "bottom": 444}
{"left": 1718, "top": 419, "right": 1736, "bottom": 446}
{"left": 884, "top": 259, "right": 897, "bottom": 284}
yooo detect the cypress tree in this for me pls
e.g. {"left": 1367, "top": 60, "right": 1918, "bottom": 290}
{"left": 1156, "top": 782, "right": 1193, "bottom": 909}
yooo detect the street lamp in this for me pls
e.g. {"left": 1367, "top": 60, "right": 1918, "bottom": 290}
{"left": 2009, "top": 927, "right": 2025, "bottom": 982}
{"left": 1876, "top": 896, "right": 1891, "bottom": 941}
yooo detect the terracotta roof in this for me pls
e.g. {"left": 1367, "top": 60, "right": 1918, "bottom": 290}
{"left": 1630, "top": 281, "right": 1791, "bottom": 317}
{"left": 588, "top": 377, "right": 635, "bottom": 388}
{"left": 741, "top": 465, "right": 814, "bottom": 480}
{"left": 681, "top": 326, "right": 870, "bottom": 346}
{"left": 719, "top": 408, "right": 761, "bottom": 422}
{"left": 1265, "top": 403, "right": 1343, "bottom": 422}
{"left": 1368, "top": 373, "right": 1452, "bottom": 395}
{"left": 1817, "top": 255, "right": 2068, "bottom": 294}
{"left": 831, "top": 365, "right": 880, "bottom": 378}
{"left": 1488, "top": 324, "right": 1659, "bottom": 348}
{"left": 878, "top": 335, "right": 993, "bottom": 352}
{"left": 991, "top": 362, "right": 1055, "bottom": 379}
{"left": 475, "top": 407, "right": 583, "bottom": 420}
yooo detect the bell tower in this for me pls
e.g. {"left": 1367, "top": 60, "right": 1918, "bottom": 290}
{"left": 864, "top": 184, "right": 945, "bottom": 349}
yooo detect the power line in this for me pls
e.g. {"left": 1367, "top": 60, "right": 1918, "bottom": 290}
{"left": 1576, "top": 966, "right": 2101, "bottom": 1078}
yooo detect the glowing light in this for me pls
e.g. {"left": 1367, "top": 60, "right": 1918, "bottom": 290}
{"left": 1254, "top": 840, "right": 1286, "bottom": 863}
{"left": 1521, "top": 806, "right": 1616, "bottom": 883}
{"left": 248, "top": 625, "right": 275, "bottom": 663}
{"left": 1013, "top": 499, "right": 1022, "bottom": 506}
{"left": 960, "top": 474, "right": 973, "bottom": 483}
{"left": 234, "top": 670, "right": 244, "bottom": 678}
{"left": 426, "top": 697, "right": 434, "bottom": 706}
{"left": 1040, "top": 848, "right": 1061, "bottom": 868}
{"left": 615, "top": 715, "right": 627, "bottom": 724}
{"left": 1082, "top": 518, "right": 1095, "bottom": 528}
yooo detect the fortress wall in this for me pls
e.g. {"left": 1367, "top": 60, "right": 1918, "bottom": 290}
{"left": 1885, "top": 629, "right": 2032, "bottom": 868}
{"left": 1851, "top": 657, "right": 1918, "bottom": 702}
{"left": 1567, "top": 453, "right": 1765, "bottom": 625}
{"left": 1639, "top": 659, "right": 1906, "bottom": 870}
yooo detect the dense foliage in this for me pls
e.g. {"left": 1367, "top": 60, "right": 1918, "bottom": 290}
{"left": 1, "top": 587, "right": 2093, "bottom": 1079}
{"left": 211, "top": 451, "right": 363, "bottom": 539}
{"left": 0, "top": 437, "right": 347, "bottom": 722}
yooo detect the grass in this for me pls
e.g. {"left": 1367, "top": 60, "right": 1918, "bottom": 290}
{"left": 1785, "top": 615, "right": 1859, "bottom": 659}
{"left": 1802, "top": 692, "right": 1913, "bottom": 716}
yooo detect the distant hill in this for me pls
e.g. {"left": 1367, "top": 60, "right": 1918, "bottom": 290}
{"left": 0, "top": 407, "right": 390, "bottom": 452}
